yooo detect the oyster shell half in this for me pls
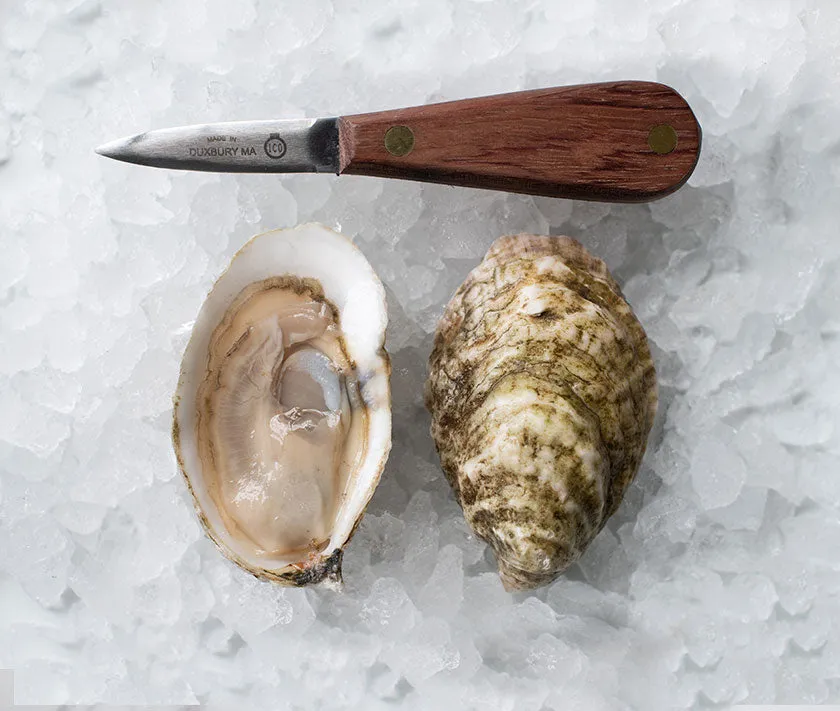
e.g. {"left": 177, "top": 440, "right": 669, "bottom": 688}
{"left": 174, "top": 223, "right": 391, "bottom": 587}
{"left": 426, "top": 234, "right": 657, "bottom": 591}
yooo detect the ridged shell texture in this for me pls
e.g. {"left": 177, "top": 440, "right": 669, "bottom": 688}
{"left": 426, "top": 234, "right": 658, "bottom": 590}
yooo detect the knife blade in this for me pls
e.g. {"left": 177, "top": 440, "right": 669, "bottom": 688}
{"left": 96, "top": 81, "right": 702, "bottom": 202}
{"left": 96, "top": 118, "right": 340, "bottom": 174}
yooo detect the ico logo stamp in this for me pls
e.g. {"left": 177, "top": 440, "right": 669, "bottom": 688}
{"left": 264, "top": 133, "right": 287, "bottom": 159}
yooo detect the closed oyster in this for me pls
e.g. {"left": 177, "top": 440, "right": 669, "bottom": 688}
{"left": 425, "top": 234, "right": 657, "bottom": 591}
{"left": 173, "top": 223, "right": 390, "bottom": 587}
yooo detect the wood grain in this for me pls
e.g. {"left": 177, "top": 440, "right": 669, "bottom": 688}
{"left": 338, "top": 81, "right": 701, "bottom": 202}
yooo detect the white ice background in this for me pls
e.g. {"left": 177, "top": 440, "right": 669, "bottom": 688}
{"left": 1, "top": 0, "right": 840, "bottom": 708}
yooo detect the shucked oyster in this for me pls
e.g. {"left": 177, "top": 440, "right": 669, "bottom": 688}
{"left": 173, "top": 223, "right": 390, "bottom": 586}
{"left": 426, "top": 234, "right": 657, "bottom": 591}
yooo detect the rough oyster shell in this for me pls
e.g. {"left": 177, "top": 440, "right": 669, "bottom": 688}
{"left": 173, "top": 223, "right": 391, "bottom": 587}
{"left": 425, "top": 234, "right": 657, "bottom": 591}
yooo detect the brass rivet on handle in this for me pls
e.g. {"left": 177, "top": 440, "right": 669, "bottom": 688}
{"left": 384, "top": 125, "right": 415, "bottom": 156}
{"left": 648, "top": 124, "right": 678, "bottom": 155}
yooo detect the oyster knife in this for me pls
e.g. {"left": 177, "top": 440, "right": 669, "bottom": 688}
{"left": 96, "top": 81, "right": 701, "bottom": 202}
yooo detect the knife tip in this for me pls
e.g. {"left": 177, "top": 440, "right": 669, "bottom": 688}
{"left": 95, "top": 129, "right": 148, "bottom": 161}
{"left": 95, "top": 138, "right": 124, "bottom": 159}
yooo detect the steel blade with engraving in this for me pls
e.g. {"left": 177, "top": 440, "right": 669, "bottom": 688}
{"left": 96, "top": 81, "right": 702, "bottom": 202}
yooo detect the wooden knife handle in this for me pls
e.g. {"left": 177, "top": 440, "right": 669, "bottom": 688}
{"left": 337, "top": 81, "right": 701, "bottom": 202}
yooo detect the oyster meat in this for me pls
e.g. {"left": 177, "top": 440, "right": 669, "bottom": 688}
{"left": 174, "top": 223, "right": 390, "bottom": 586}
{"left": 425, "top": 234, "right": 657, "bottom": 591}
